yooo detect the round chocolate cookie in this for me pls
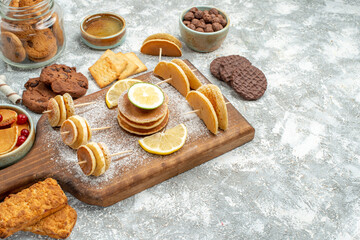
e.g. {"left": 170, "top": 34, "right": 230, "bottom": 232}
{"left": 231, "top": 65, "right": 267, "bottom": 100}
{"left": 219, "top": 55, "right": 252, "bottom": 83}
{"left": 210, "top": 55, "right": 252, "bottom": 81}
{"left": 40, "top": 64, "right": 88, "bottom": 98}
{"left": 210, "top": 56, "right": 227, "bottom": 80}
{"left": 22, "top": 77, "right": 57, "bottom": 113}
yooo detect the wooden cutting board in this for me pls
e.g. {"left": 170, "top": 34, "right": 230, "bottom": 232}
{"left": 0, "top": 60, "right": 254, "bottom": 207}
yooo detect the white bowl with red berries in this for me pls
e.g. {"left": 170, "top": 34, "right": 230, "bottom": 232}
{"left": 0, "top": 104, "right": 35, "bottom": 168}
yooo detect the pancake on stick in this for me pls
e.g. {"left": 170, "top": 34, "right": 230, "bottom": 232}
{"left": 141, "top": 33, "right": 182, "bottom": 57}
{"left": 44, "top": 93, "right": 94, "bottom": 127}
{"left": 185, "top": 84, "right": 229, "bottom": 134}
{"left": 154, "top": 61, "right": 190, "bottom": 97}
{"left": 77, "top": 142, "right": 130, "bottom": 177}
{"left": 197, "top": 84, "right": 228, "bottom": 130}
{"left": 60, "top": 115, "right": 110, "bottom": 149}
{"left": 186, "top": 91, "right": 219, "bottom": 135}
{"left": 171, "top": 59, "right": 202, "bottom": 90}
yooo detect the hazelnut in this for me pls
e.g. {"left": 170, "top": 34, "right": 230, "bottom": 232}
{"left": 203, "top": 10, "right": 209, "bottom": 15}
{"left": 198, "top": 20, "right": 206, "bottom": 29}
{"left": 191, "top": 18, "right": 200, "bottom": 27}
{"left": 210, "top": 14, "right": 216, "bottom": 19}
{"left": 203, "top": 13, "right": 212, "bottom": 23}
{"left": 189, "top": 7, "right": 198, "bottom": 13}
{"left": 212, "top": 17, "right": 221, "bottom": 24}
{"left": 183, "top": 20, "right": 191, "bottom": 26}
{"left": 209, "top": 8, "right": 219, "bottom": 15}
{"left": 188, "top": 23, "right": 196, "bottom": 30}
{"left": 212, "top": 22, "right": 223, "bottom": 31}
{"left": 194, "top": 10, "right": 203, "bottom": 19}
{"left": 184, "top": 12, "right": 194, "bottom": 21}
{"left": 205, "top": 24, "right": 213, "bottom": 32}
{"left": 219, "top": 18, "right": 227, "bottom": 27}
{"left": 195, "top": 27, "right": 204, "bottom": 32}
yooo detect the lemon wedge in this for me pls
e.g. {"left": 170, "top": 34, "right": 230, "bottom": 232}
{"left": 128, "top": 82, "right": 164, "bottom": 110}
{"left": 139, "top": 124, "right": 187, "bottom": 155}
{"left": 105, "top": 79, "right": 142, "bottom": 108}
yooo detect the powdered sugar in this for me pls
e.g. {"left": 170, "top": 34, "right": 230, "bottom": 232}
{"left": 43, "top": 71, "right": 210, "bottom": 187}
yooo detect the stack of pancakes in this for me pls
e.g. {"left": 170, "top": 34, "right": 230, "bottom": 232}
{"left": 117, "top": 91, "right": 169, "bottom": 135}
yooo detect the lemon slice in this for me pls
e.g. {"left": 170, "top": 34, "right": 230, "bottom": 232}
{"left": 128, "top": 82, "right": 164, "bottom": 110}
{"left": 105, "top": 79, "right": 142, "bottom": 108}
{"left": 139, "top": 124, "right": 187, "bottom": 155}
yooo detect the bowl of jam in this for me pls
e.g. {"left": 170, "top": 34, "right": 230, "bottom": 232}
{"left": 80, "top": 12, "right": 126, "bottom": 49}
{"left": 0, "top": 105, "right": 35, "bottom": 168}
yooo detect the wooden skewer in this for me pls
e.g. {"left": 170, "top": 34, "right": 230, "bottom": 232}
{"left": 74, "top": 101, "right": 96, "bottom": 107}
{"left": 156, "top": 78, "right": 172, "bottom": 85}
{"left": 111, "top": 150, "right": 133, "bottom": 159}
{"left": 78, "top": 150, "right": 132, "bottom": 165}
{"left": 184, "top": 109, "right": 200, "bottom": 115}
{"left": 159, "top": 48, "right": 162, "bottom": 62}
{"left": 43, "top": 101, "right": 96, "bottom": 114}
{"left": 61, "top": 126, "right": 111, "bottom": 135}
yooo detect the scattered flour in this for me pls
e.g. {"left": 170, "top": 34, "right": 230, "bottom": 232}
{"left": 43, "top": 71, "right": 211, "bottom": 188}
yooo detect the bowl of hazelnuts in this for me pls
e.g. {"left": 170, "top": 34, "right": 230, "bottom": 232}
{"left": 179, "top": 6, "right": 229, "bottom": 52}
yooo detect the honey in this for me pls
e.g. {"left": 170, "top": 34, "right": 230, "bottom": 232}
{"left": 83, "top": 14, "right": 123, "bottom": 37}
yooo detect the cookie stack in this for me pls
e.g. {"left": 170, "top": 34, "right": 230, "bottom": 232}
{"left": 1, "top": 0, "right": 64, "bottom": 63}
{"left": 89, "top": 49, "right": 147, "bottom": 88}
{"left": 22, "top": 64, "right": 88, "bottom": 113}
{"left": 210, "top": 55, "right": 267, "bottom": 100}
{"left": 0, "top": 178, "right": 77, "bottom": 239}
{"left": 117, "top": 92, "right": 169, "bottom": 135}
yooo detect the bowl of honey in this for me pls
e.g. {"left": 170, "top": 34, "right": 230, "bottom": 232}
{"left": 80, "top": 12, "right": 126, "bottom": 50}
{"left": 0, "top": 105, "right": 35, "bottom": 168}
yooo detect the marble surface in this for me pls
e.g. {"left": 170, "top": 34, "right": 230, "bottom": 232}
{"left": 1, "top": 0, "right": 360, "bottom": 239}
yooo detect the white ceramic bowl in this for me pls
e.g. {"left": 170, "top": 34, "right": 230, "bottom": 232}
{"left": 179, "top": 6, "right": 230, "bottom": 52}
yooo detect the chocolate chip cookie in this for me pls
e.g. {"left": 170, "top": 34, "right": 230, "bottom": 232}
{"left": 24, "top": 28, "right": 57, "bottom": 59}
{"left": 40, "top": 64, "right": 88, "bottom": 98}
{"left": 1, "top": 31, "right": 26, "bottom": 63}
{"left": 22, "top": 77, "right": 57, "bottom": 113}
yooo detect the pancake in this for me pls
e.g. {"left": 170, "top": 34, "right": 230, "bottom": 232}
{"left": 186, "top": 91, "right": 218, "bottom": 135}
{"left": 118, "top": 92, "right": 168, "bottom": 124}
{"left": 117, "top": 108, "right": 168, "bottom": 130}
{"left": 197, "top": 84, "right": 228, "bottom": 130}
{"left": 117, "top": 109, "right": 169, "bottom": 135}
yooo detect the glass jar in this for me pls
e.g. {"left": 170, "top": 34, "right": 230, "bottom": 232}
{"left": 0, "top": 0, "right": 65, "bottom": 68}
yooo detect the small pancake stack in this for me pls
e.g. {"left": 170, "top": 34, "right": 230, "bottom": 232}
{"left": 117, "top": 85, "right": 169, "bottom": 135}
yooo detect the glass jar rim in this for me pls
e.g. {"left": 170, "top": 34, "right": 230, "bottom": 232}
{"left": 0, "top": 0, "right": 54, "bottom": 21}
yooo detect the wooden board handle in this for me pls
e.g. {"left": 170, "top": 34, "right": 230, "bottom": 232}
{"left": 0, "top": 128, "right": 55, "bottom": 200}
